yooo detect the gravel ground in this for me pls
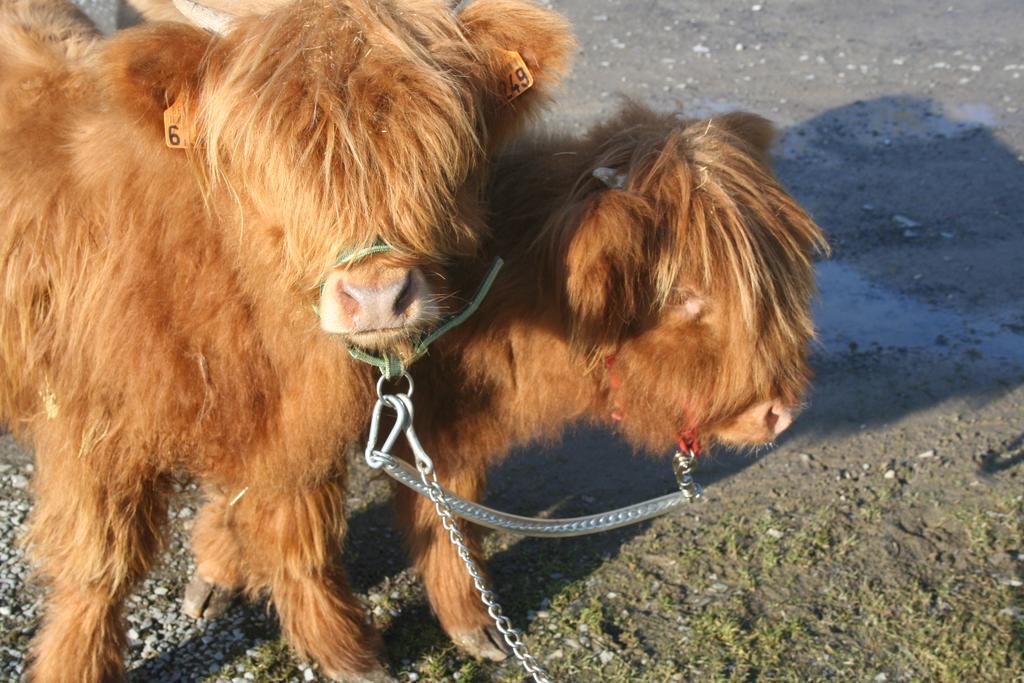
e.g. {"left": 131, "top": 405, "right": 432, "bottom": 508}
{"left": 2, "top": 0, "right": 1022, "bottom": 681}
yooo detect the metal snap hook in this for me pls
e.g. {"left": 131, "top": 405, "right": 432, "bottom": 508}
{"left": 672, "top": 449, "right": 703, "bottom": 499}
{"left": 364, "top": 394, "right": 411, "bottom": 468}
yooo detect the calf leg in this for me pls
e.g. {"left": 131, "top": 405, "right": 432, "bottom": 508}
{"left": 226, "top": 476, "right": 391, "bottom": 682}
{"left": 27, "top": 443, "right": 168, "bottom": 683}
{"left": 395, "top": 464, "right": 509, "bottom": 661}
{"left": 182, "top": 491, "right": 244, "bottom": 619}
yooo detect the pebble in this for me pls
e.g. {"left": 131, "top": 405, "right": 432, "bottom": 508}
{"left": 692, "top": 44, "right": 710, "bottom": 54}
{"left": 892, "top": 214, "right": 922, "bottom": 228}
{"left": 9, "top": 475, "right": 28, "bottom": 490}
{"left": 599, "top": 650, "right": 614, "bottom": 665}
{"left": 884, "top": 469, "right": 897, "bottom": 479}
{"left": 766, "top": 528, "right": 785, "bottom": 539}
{"left": 302, "top": 668, "right": 315, "bottom": 682}
{"left": 999, "top": 607, "right": 1023, "bottom": 619}
{"left": 917, "top": 449, "right": 936, "bottom": 459}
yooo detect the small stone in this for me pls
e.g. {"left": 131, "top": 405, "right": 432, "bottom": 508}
{"left": 999, "top": 606, "right": 1023, "bottom": 619}
{"left": 884, "top": 469, "right": 897, "bottom": 479}
{"left": 546, "top": 649, "right": 564, "bottom": 661}
{"left": 799, "top": 452, "right": 814, "bottom": 464}
{"left": 565, "top": 637, "right": 581, "bottom": 650}
{"left": 407, "top": 674, "right": 419, "bottom": 682}
{"left": 751, "top": 4, "right": 763, "bottom": 10}
{"left": 127, "top": 628, "right": 140, "bottom": 641}
{"left": 599, "top": 651, "right": 614, "bottom": 665}
{"left": 692, "top": 44, "right": 710, "bottom": 54}
{"left": 303, "top": 668, "right": 315, "bottom": 682}
{"left": 710, "top": 583, "right": 729, "bottom": 592}
{"left": 1000, "top": 578, "right": 1023, "bottom": 587}
{"left": 178, "top": 507, "right": 194, "bottom": 519}
{"left": 154, "top": 586, "right": 168, "bottom": 596}
{"left": 917, "top": 450, "right": 936, "bottom": 459}
{"left": 892, "top": 214, "right": 922, "bottom": 228}
{"left": 766, "top": 528, "right": 784, "bottom": 539}
{"left": 9, "top": 475, "right": 28, "bottom": 490}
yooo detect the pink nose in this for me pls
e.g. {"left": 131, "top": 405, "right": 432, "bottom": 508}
{"left": 766, "top": 403, "right": 793, "bottom": 436}
{"left": 319, "top": 269, "right": 418, "bottom": 334}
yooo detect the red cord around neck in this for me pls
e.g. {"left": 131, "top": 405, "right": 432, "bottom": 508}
{"left": 604, "top": 353, "right": 703, "bottom": 457}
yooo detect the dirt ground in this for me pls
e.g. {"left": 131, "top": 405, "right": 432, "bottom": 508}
{"left": 1, "top": 0, "right": 1022, "bottom": 681}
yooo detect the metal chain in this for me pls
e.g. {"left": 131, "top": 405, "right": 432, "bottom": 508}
{"left": 415, "top": 461, "right": 553, "bottom": 683}
{"left": 364, "top": 374, "right": 706, "bottom": 682}
{"left": 366, "top": 382, "right": 552, "bottom": 682}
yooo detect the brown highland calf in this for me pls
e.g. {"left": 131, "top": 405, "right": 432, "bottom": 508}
{"left": 380, "top": 102, "right": 827, "bottom": 663}
{"left": 191, "top": 103, "right": 829, "bottom": 668}
{"left": 379, "top": 102, "right": 828, "bottom": 652}
{"left": 0, "top": 0, "right": 573, "bottom": 680}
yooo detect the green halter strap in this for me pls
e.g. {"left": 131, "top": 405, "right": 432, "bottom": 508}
{"left": 333, "top": 238, "right": 394, "bottom": 266}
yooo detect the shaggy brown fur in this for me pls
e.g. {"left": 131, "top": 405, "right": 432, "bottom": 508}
{"left": 0, "top": 0, "right": 573, "bottom": 679}
{"left": 186, "top": 102, "right": 828, "bottom": 662}
{"left": 384, "top": 102, "right": 829, "bottom": 641}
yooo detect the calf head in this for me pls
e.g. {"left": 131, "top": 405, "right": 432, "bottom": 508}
{"left": 103, "top": 0, "right": 573, "bottom": 354}
{"left": 550, "top": 105, "right": 828, "bottom": 450}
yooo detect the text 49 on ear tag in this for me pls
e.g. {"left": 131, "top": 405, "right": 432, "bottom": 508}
{"left": 163, "top": 96, "right": 192, "bottom": 149}
{"left": 502, "top": 50, "right": 534, "bottom": 101}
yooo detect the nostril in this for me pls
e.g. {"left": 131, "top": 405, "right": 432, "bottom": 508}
{"left": 392, "top": 271, "right": 416, "bottom": 316}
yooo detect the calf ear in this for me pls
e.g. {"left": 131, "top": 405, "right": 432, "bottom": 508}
{"left": 457, "top": 0, "right": 575, "bottom": 148}
{"left": 714, "top": 112, "right": 776, "bottom": 165}
{"left": 100, "top": 23, "right": 209, "bottom": 143}
{"left": 564, "top": 188, "right": 653, "bottom": 353}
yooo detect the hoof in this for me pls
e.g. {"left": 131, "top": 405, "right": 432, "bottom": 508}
{"left": 452, "top": 624, "right": 511, "bottom": 662}
{"left": 326, "top": 664, "right": 397, "bottom": 682}
{"left": 182, "top": 574, "right": 236, "bottom": 620}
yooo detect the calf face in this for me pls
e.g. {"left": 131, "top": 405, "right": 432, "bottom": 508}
{"left": 107, "top": 0, "right": 574, "bottom": 349}
{"left": 549, "top": 106, "right": 828, "bottom": 451}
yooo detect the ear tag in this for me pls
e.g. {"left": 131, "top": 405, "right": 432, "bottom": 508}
{"left": 502, "top": 50, "right": 534, "bottom": 101}
{"left": 163, "top": 95, "right": 194, "bottom": 149}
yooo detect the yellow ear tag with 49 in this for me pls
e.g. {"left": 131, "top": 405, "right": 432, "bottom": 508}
{"left": 502, "top": 50, "right": 534, "bottom": 101}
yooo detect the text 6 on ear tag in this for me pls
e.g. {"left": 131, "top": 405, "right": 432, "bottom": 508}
{"left": 163, "top": 95, "right": 192, "bottom": 149}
